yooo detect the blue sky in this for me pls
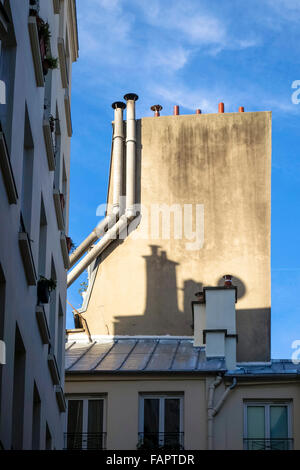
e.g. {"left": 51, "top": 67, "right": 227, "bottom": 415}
{"left": 67, "top": 0, "right": 300, "bottom": 359}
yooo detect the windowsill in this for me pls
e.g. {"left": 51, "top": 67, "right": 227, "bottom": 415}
{"left": 55, "top": 385, "right": 66, "bottom": 412}
{"left": 0, "top": 131, "right": 18, "bottom": 204}
{"left": 43, "top": 120, "right": 55, "bottom": 171}
{"left": 36, "top": 305, "right": 51, "bottom": 344}
{"left": 53, "top": 0, "right": 60, "bottom": 14}
{"left": 53, "top": 188, "right": 65, "bottom": 230}
{"left": 48, "top": 353, "right": 60, "bottom": 385}
{"left": 60, "top": 233, "right": 70, "bottom": 269}
{"left": 64, "top": 91, "right": 73, "bottom": 137}
{"left": 28, "top": 16, "right": 44, "bottom": 87}
{"left": 57, "top": 38, "right": 69, "bottom": 89}
{"left": 18, "top": 231, "right": 37, "bottom": 286}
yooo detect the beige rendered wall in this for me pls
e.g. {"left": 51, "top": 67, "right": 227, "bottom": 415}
{"left": 65, "top": 375, "right": 300, "bottom": 450}
{"left": 84, "top": 111, "right": 271, "bottom": 362}
{"left": 214, "top": 380, "right": 300, "bottom": 450}
{"left": 65, "top": 375, "right": 207, "bottom": 450}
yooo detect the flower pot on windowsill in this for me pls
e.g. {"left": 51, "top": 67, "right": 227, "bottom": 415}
{"left": 49, "top": 115, "right": 55, "bottom": 133}
{"left": 37, "top": 277, "right": 57, "bottom": 304}
{"left": 42, "top": 57, "right": 58, "bottom": 76}
{"left": 66, "top": 236, "right": 76, "bottom": 254}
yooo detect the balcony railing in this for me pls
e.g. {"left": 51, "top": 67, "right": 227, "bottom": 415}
{"left": 137, "top": 432, "right": 184, "bottom": 450}
{"left": 64, "top": 433, "right": 107, "bottom": 450}
{"left": 244, "top": 438, "right": 293, "bottom": 450}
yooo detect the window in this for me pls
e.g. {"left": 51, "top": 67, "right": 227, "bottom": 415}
{"left": 45, "top": 423, "right": 52, "bottom": 450}
{"left": 21, "top": 105, "right": 34, "bottom": 235}
{"left": 62, "top": 157, "right": 67, "bottom": 223}
{"left": 0, "top": 264, "right": 5, "bottom": 409}
{"left": 66, "top": 397, "right": 106, "bottom": 450}
{"left": 244, "top": 402, "right": 293, "bottom": 450}
{"left": 37, "top": 197, "right": 47, "bottom": 277}
{"left": 0, "top": 0, "right": 16, "bottom": 152}
{"left": 138, "top": 394, "right": 184, "bottom": 450}
{"left": 56, "top": 297, "right": 64, "bottom": 377}
{"left": 12, "top": 325, "right": 26, "bottom": 449}
{"left": 32, "top": 382, "right": 41, "bottom": 450}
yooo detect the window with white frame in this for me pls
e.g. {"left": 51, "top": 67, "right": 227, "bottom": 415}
{"left": 138, "top": 394, "right": 184, "bottom": 449}
{"left": 66, "top": 397, "right": 106, "bottom": 450}
{"left": 244, "top": 402, "right": 292, "bottom": 450}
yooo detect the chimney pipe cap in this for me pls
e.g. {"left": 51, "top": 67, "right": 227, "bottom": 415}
{"left": 151, "top": 104, "right": 163, "bottom": 112}
{"left": 111, "top": 101, "right": 126, "bottom": 110}
{"left": 124, "top": 93, "right": 139, "bottom": 102}
{"left": 223, "top": 274, "right": 233, "bottom": 287}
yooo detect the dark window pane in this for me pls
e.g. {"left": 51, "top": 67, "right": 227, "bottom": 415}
{"left": 144, "top": 399, "right": 159, "bottom": 447}
{"left": 164, "top": 399, "right": 180, "bottom": 448}
{"left": 87, "top": 400, "right": 104, "bottom": 449}
{"left": 67, "top": 400, "right": 83, "bottom": 449}
{"left": 270, "top": 406, "right": 288, "bottom": 449}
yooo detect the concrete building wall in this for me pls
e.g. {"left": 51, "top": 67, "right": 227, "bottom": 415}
{"left": 213, "top": 380, "right": 300, "bottom": 450}
{"left": 65, "top": 375, "right": 207, "bottom": 450}
{"left": 84, "top": 111, "right": 271, "bottom": 362}
{"left": 0, "top": 0, "right": 78, "bottom": 449}
{"left": 65, "top": 375, "right": 300, "bottom": 450}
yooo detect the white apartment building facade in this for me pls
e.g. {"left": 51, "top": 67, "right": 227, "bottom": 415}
{"left": 0, "top": 0, "right": 78, "bottom": 449}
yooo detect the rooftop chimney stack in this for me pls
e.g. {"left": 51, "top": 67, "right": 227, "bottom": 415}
{"left": 218, "top": 102, "right": 225, "bottom": 113}
{"left": 173, "top": 105, "right": 180, "bottom": 116}
{"left": 193, "top": 280, "right": 238, "bottom": 370}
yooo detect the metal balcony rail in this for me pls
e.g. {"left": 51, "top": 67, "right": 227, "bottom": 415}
{"left": 64, "top": 432, "right": 107, "bottom": 450}
{"left": 244, "top": 438, "right": 293, "bottom": 450}
{"left": 137, "top": 432, "right": 184, "bottom": 450}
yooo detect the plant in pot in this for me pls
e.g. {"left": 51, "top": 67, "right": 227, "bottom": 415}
{"left": 37, "top": 276, "right": 57, "bottom": 304}
{"left": 66, "top": 237, "right": 76, "bottom": 254}
{"left": 49, "top": 115, "right": 56, "bottom": 133}
{"left": 42, "top": 56, "right": 58, "bottom": 76}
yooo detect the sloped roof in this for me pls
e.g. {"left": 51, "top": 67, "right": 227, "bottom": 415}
{"left": 65, "top": 338, "right": 226, "bottom": 374}
{"left": 65, "top": 337, "right": 300, "bottom": 376}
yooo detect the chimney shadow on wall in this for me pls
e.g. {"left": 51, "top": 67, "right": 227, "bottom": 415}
{"left": 113, "top": 245, "right": 201, "bottom": 336}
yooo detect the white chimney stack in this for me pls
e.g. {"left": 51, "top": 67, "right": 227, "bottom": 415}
{"left": 193, "top": 276, "right": 238, "bottom": 370}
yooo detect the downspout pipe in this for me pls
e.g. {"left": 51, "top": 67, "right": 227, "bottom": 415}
{"left": 124, "top": 93, "right": 139, "bottom": 218}
{"left": 67, "top": 94, "right": 139, "bottom": 287}
{"left": 207, "top": 376, "right": 237, "bottom": 450}
{"left": 207, "top": 375, "right": 222, "bottom": 451}
{"left": 69, "top": 101, "right": 126, "bottom": 268}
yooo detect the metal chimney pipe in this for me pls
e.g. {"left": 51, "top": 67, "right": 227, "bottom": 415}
{"left": 223, "top": 274, "right": 233, "bottom": 287}
{"left": 196, "top": 109, "right": 202, "bottom": 114}
{"left": 239, "top": 107, "right": 244, "bottom": 113}
{"left": 174, "top": 105, "right": 179, "bottom": 116}
{"left": 124, "top": 93, "right": 139, "bottom": 218}
{"left": 111, "top": 101, "right": 126, "bottom": 213}
{"left": 218, "top": 102, "right": 224, "bottom": 113}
